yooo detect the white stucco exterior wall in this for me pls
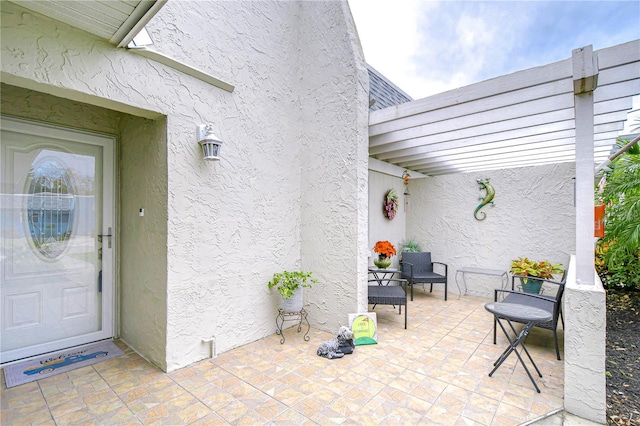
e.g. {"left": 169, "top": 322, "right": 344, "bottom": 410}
{"left": 2, "top": 1, "right": 368, "bottom": 371}
{"left": 143, "top": 1, "right": 368, "bottom": 368}
{"left": 145, "top": 1, "right": 306, "bottom": 370}
{"left": 405, "top": 163, "right": 576, "bottom": 296}
{"left": 118, "top": 115, "right": 169, "bottom": 370}
{"left": 564, "top": 256, "right": 607, "bottom": 423}
{"left": 0, "top": 85, "right": 122, "bottom": 135}
{"left": 298, "top": 1, "right": 371, "bottom": 322}
{"left": 368, "top": 171, "right": 407, "bottom": 268}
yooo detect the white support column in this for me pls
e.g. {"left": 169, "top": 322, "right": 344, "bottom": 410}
{"left": 564, "top": 46, "right": 607, "bottom": 424}
{"left": 572, "top": 45, "right": 597, "bottom": 286}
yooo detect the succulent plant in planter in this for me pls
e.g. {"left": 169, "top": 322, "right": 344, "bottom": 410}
{"left": 268, "top": 270, "right": 317, "bottom": 312}
{"left": 510, "top": 257, "right": 564, "bottom": 293}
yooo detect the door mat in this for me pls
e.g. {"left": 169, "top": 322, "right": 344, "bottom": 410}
{"left": 3, "top": 340, "right": 124, "bottom": 388}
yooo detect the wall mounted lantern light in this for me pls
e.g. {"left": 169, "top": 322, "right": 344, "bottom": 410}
{"left": 197, "top": 123, "right": 223, "bottom": 161}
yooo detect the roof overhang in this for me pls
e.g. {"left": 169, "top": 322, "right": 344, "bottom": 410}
{"left": 9, "top": 0, "right": 167, "bottom": 47}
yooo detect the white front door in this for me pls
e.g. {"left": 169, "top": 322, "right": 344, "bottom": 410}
{"left": 1, "top": 116, "right": 115, "bottom": 363}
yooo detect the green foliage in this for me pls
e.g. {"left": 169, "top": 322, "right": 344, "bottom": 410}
{"left": 267, "top": 270, "right": 316, "bottom": 300}
{"left": 510, "top": 257, "right": 563, "bottom": 279}
{"left": 596, "top": 138, "right": 640, "bottom": 289}
{"left": 596, "top": 240, "right": 640, "bottom": 289}
{"left": 399, "top": 239, "right": 422, "bottom": 253}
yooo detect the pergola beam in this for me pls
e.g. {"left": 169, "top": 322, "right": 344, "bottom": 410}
{"left": 369, "top": 40, "right": 639, "bottom": 177}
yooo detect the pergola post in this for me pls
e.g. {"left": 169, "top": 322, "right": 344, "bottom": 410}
{"left": 573, "top": 45, "right": 597, "bottom": 285}
{"left": 564, "top": 46, "right": 607, "bottom": 424}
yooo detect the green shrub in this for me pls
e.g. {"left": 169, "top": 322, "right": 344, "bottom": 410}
{"left": 596, "top": 240, "right": 640, "bottom": 289}
{"left": 596, "top": 137, "right": 640, "bottom": 290}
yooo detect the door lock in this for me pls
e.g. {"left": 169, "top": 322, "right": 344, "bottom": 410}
{"left": 98, "top": 227, "right": 113, "bottom": 248}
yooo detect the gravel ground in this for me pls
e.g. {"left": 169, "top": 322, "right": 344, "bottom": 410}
{"left": 606, "top": 289, "right": 640, "bottom": 425}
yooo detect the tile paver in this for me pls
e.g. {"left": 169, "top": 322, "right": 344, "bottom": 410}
{"left": 1, "top": 290, "right": 564, "bottom": 425}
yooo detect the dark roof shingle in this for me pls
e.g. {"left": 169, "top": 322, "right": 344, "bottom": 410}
{"left": 367, "top": 64, "right": 413, "bottom": 111}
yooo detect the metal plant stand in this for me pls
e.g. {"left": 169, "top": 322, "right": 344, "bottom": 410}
{"left": 456, "top": 267, "right": 508, "bottom": 299}
{"left": 275, "top": 308, "right": 310, "bottom": 344}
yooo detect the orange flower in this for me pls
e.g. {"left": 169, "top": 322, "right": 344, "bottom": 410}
{"left": 373, "top": 241, "right": 397, "bottom": 258}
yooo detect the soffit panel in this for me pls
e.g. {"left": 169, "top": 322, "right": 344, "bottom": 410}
{"left": 10, "top": 0, "right": 165, "bottom": 46}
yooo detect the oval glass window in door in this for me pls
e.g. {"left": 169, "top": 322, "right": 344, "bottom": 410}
{"left": 26, "top": 159, "right": 75, "bottom": 259}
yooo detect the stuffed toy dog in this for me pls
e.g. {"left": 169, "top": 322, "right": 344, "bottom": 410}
{"left": 316, "top": 326, "right": 355, "bottom": 359}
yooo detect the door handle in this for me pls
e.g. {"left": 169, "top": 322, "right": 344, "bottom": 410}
{"left": 98, "top": 227, "right": 113, "bottom": 248}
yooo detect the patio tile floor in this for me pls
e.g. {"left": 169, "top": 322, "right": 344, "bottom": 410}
{"left": 1, "top": 290, "right": 565, "bottom": 425}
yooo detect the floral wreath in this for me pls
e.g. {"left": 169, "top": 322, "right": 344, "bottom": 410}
{"left": 383, "top": 189, "right": 399, "bottom": 220}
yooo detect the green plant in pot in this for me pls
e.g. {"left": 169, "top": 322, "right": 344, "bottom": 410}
{"left": 510, "top": 257, "right": 564, "bottom": 294}
{"left": 267, "top": 270, "right": 317, "bottom": 312}
{"left": 399, "top": 239, "right": 422, "bottom": 260}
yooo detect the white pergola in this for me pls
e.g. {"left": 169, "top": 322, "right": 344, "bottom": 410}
{"left": 369, "top": 40, "right": 639, "bottom": 424}
{"left": 369, "top": 40, "right": 640, "bottom": 177}
{"left": 369, "top": 40, "right": 640, "bottom": 423}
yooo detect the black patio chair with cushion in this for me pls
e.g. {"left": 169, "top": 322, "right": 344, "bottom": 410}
{"left": 400, "top": 252, "right": 448, "bottom": 301}
{"left": 368, "top": 270, "right": 408, "bottom": 329}
{"left": 493, "top": 275, "right": 566, "bottom": 360}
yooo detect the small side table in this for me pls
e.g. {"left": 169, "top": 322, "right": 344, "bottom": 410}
{"left": 456, "top": 267, "right": 508, "bottom": 299}
{"left": 485, "top": 302, "right": 552, "bottom": 393}
{"left": 275, "top": 308, "right": 310, "bottom": 344}
{"left": 368, "top": 267, "right": 401, "bottom": 286}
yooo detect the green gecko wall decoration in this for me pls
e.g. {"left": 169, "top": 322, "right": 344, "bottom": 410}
{"left": 474, "top": 178, "right": 495, "bottom": 220}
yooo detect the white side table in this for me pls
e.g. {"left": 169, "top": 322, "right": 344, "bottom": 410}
{"left": 455, "top": 267, "right": 508, "bottom": 299}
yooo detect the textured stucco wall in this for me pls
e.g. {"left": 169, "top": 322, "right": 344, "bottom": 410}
{"left": 299, "top": 1, "right": 370, "bottom": 325}
{"left": 406, "top": 163, "right": 576, "bottom": 297}
{"left": 368, "top": 171, "right": 407, "bottom": 269}
{"left": 564, "top": 257, "right": 607, "bottom": 423}
{"left": 0, "top": 84, "right": 121, "bottom": 134}
{"left": 119, "top": 115, "right": 169, "bottom": 370}
{"left": 140, "top": 0, "right": 369, "bottom": 366}
{"left": 2, "top": 0, "right": 368, "bottom": 371}
{"left": 144, "top": 1, "right": 368, "bottom": 367}
{"left": 148, "top": 2, "right": 304, "bottom": 368}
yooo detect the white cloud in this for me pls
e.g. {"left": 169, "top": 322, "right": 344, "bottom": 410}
{"left": 349, "top": 0, "right": 421, "bottom": 64}
{"left": 456, "top": 14, "right": 493, "bottom": 48}
{"left": 348, "top": 0, "right": 428, "bottom": 97}
{"left": 349, "top": 0, "right": 639, "bottom": 100}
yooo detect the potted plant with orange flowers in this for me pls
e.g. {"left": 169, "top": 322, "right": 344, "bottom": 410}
{"left": 373, "top": 241, "right": 397, "bottom": 269}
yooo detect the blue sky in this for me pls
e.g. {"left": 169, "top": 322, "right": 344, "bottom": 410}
{"left": 348, "top": 0, "right": 640, "bottom": 99}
